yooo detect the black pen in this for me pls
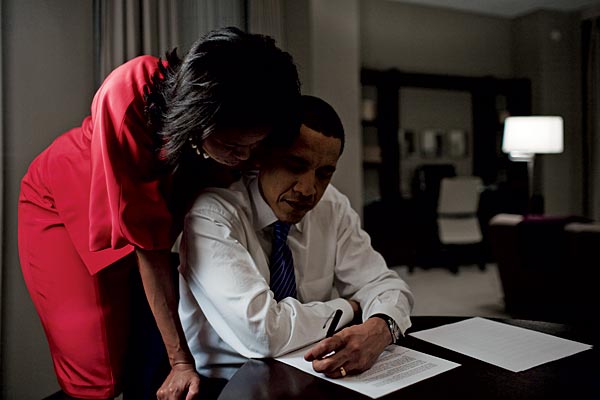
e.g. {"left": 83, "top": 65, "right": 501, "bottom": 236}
{"left": 326, "top": 309, "right": 343, "bottom": 338}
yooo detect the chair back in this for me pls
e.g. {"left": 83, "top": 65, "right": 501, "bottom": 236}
{"left": 437, "top": 176, "right": 482, "bottom": 215}
{"left": 411, "top": 164, "right": 456, "bottom": 214}
{"left": 437, "top": 176, "right": 483, "bottom": 245}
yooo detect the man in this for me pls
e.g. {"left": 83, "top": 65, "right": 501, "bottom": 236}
{"left": 178, "top": 95, "right": 413, "bottom": 383}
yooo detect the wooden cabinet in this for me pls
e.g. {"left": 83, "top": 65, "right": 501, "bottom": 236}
{"left": 361, "top": 69, "right": 401, "bottom": 205}
{"left": 361, "top": 68, "right": 532, "bottom": 204}
{"left": 360, "top": 68, "right": 532, "bottom": 268}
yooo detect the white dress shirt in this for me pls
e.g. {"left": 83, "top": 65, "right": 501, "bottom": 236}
{"left": 178, "top": 175, "right": 413, "bottom": 378}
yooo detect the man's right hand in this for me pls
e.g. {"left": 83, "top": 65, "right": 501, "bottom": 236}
{"left": 304, "top": 317, "right": 391, "bottom": 378}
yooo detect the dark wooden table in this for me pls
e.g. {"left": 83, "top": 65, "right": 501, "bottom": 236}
{"left": 218, "top": 316, "right": 599, "bottom": 399}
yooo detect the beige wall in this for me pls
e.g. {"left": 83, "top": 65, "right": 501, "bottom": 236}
{"left": 308, "top": 0, "right": 362, "bottom": 212}
{"left": 284, "top": 0, "right": 526, "bottom": 212}
{"left": 284, "top": 0, "right": 363, "bottom": 212}
{"left": 361, "top": 0, "right": 513, "bottom": 77}
{"left": 2, "top": 0, "right": 95, "bottom": 398}
{"left": 360, "top": 0, "right": 584, "bottom": 216}
{"left": 283, "top": 0, "right": 312, "bottom": 93}
{"left": 512, "top": 11, "right": 582, "bottom": 215}
{"left": 359, "top": 0, "right": 513, "bottom": 206}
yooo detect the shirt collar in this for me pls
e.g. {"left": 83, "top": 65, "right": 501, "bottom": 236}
{"left": 248, "top": 175, "right": 304, "bottom": 233}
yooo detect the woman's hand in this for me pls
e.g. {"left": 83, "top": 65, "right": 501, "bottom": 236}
{"left": 136, "top": 248, "right": 201, "bottom": 399}
{"left": 156, "top": 363, "right": 201, "bottom": 400}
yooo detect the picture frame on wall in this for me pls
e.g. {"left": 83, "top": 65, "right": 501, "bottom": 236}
{"left": 447, "top": 129, "right": 467, "bottom": 158}
{"left": 399, "top": 128, "right": 417, "bottom": 158}
{"left": 361, "top": 85, "right": 378, "bottom": 122}
{"left": 420, "top": 129, "right": 444, "bottom": 158}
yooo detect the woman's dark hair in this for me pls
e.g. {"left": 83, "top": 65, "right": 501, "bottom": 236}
{"left": 300, "top": 95, "right": 345, "bottom": 155}
{"left": 146, "top": 26, "right": 301, "bottom": 171}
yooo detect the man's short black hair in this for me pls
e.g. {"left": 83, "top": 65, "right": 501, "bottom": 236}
{"left": 300, "top": 95, "right": 345, "bottom": 155}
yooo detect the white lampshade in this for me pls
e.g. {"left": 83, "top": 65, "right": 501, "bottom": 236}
{"left": 502, "top": 116, "right": 564, "bottom": 160}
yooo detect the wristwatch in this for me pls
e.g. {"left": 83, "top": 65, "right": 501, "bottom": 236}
{"left": 371, "top": 314, "right": 402, "bottom": 344}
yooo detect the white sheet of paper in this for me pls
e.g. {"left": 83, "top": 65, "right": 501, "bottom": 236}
{"left": 409, "top": 317, "right": 592, "bottom": 372}
{"left": 275, "top": 345, "right": 460, "bottom": 399}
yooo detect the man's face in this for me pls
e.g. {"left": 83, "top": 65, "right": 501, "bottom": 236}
{"left": 259, "top": 124, "right": 342, "bottom": 224}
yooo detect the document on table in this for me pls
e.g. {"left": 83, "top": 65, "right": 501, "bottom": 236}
{"left": 409, "top": 317, "right": 592, "bottom": 372}
{"left": 275, "top": 345, "right": 459, "bottom": 399}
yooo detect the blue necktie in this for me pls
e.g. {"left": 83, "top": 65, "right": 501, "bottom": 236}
{"left": 270, "top": 221, "right": 297, "bottom": 301}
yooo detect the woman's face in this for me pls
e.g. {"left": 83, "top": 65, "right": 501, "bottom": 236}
{"left": 201, "top": 127, "right": 269, "bottom": 167}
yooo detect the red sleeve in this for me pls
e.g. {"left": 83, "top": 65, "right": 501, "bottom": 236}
{"left": 88, "top": 55, "right": 173, "bottom": 252}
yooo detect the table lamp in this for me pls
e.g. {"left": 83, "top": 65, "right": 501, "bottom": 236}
{"left": 502, "top": 116, "right": 564, "bottom": 210}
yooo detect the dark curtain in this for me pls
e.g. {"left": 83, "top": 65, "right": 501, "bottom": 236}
{"left": 178, "top": 0, "right": 246, "bottom": 54}
{"left": 93, "top": 0, "right": 179, "bottom": 86}
{"left": 248, "top": 0, "right": 285, "bottom": 47}
{"left": 93, "top": 0, "right": 247, "bottom": 90}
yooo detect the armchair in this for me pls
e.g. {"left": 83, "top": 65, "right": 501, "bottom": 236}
{"left": 488, "top": 214, "right": 597, "bottom": 324}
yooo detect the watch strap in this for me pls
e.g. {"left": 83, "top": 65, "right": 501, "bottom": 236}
{"left": 370, "top": 314, "right": 401, "bottom": 344}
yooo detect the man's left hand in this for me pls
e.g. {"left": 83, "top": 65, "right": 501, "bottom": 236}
{"left": 303, "top": 318, "right": 392, "bottom": 378}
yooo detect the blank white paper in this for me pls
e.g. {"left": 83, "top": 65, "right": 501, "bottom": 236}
{"left": 409, "top": 317, "right": 592, "bottom": 372}
{"left": 275, "top": 345, "right": 459, "bottom": 399}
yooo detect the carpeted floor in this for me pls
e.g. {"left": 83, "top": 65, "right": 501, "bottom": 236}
{"left": 392, "top": 263, "right": 509, "bottom": 318}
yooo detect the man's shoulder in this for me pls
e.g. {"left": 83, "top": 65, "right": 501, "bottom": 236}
{"left": 316, "top": 184, "right": 350, "bottom": 209}
{"left": 188, "top": 179, "right": 251, "bottom": 221}
{"left": 308, "top": 184, "right": 352, "bottom": 220}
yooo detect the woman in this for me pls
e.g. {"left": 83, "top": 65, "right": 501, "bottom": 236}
{"left": 18, "top": 27, "right": 300, "bottom": 400}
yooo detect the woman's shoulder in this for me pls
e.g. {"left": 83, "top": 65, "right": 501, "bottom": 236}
{"left": 89, "top": 55, "right": 165, "bottom": 133}
{"left": 99, "top": 55, "right": 163, "bottom": 93}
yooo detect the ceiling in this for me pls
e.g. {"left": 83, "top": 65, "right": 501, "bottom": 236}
{"left": 390, "top": 0, "right": 600, "bottom": 18}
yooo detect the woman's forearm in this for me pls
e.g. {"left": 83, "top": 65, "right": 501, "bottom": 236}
{"left": 136, "top": 248, "right": 194, "bottom": 366}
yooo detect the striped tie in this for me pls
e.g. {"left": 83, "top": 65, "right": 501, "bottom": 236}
{"left": 270, "top": 221, "right": 297, "bottom": 301}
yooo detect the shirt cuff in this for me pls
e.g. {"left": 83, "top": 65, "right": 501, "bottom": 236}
{"left": 326, "top": 298, "right": 355, "bottom": 332}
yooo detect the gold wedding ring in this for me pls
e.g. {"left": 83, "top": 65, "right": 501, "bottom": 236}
{"left": 339, "top": 366, "right": 347, "bottom": 377}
